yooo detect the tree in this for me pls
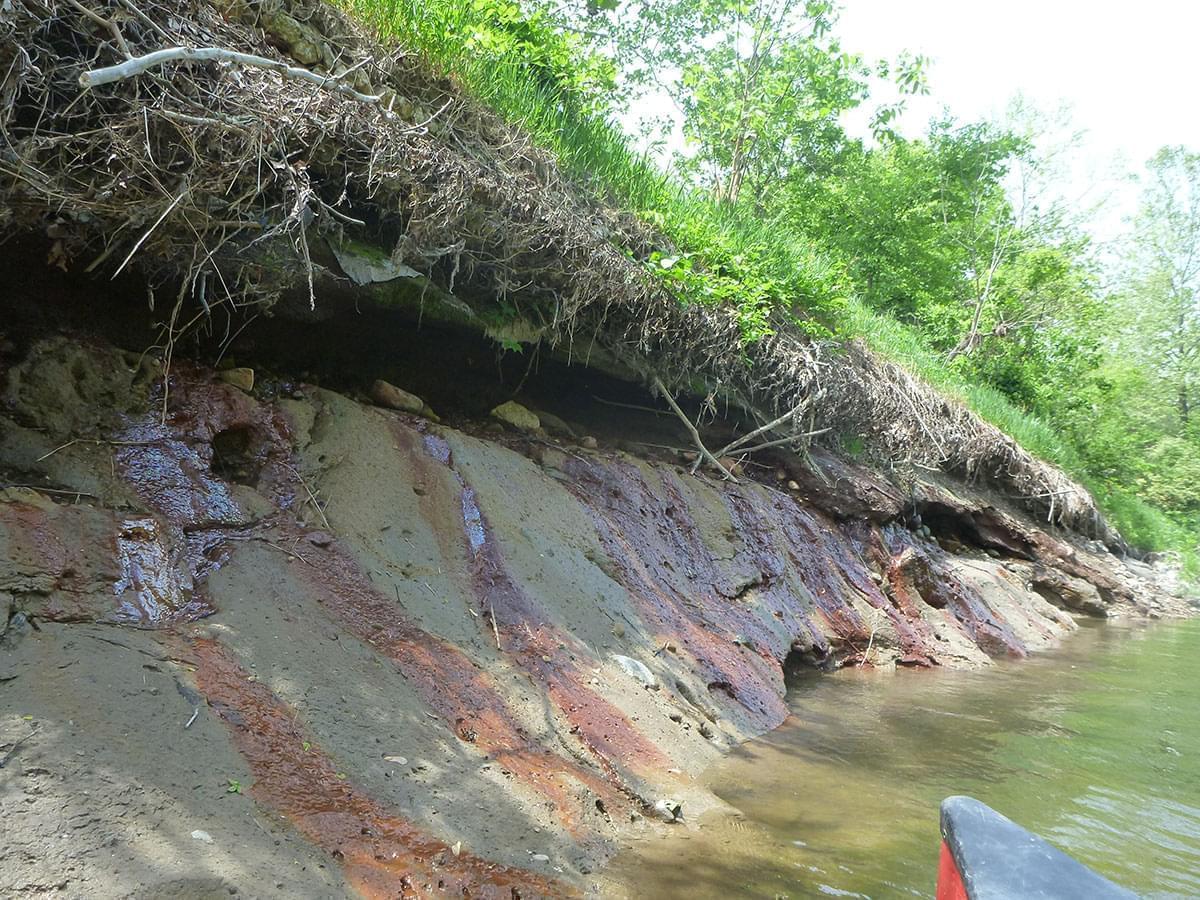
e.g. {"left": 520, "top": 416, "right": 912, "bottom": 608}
{"left": 1121, "top": 146, "right": 1200, "bottom": 425}
{"left": 537, "top": 0, "right": 925, "bottom": 206}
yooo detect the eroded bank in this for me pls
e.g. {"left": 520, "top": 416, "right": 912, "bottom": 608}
{"left": 0, "top": 281, "right": 1191, "bottom": 897}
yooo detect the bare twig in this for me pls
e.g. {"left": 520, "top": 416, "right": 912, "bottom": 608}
{"left": 730, "top": 427, "right": 832, "bottom": 455}
{"left": 590, "top": 394, "right": 672, "bottom": 416}
{"left": 714, "top": 399, "right": 810, "bottom": 458}
{"left": 652, "top": 377, "right": 736, "bottom": 482}
{"left": 79, "top": 46, "right": 385, "bottom": 106}
{"left": 859, "top": 608, "right": 881, "bottom": 668}
{"left": 113, "top": 184, "right": 189, "bottom": 277}
{"left": 64, "top": 0, "right": 132, "bottom": 59}
{"left": 283, "top": 463, "right": 330, "bottom": 529}
{"left": 35, "top": 437, "right": 160, "bottom": 462}
{"left": 0, "top": 726, "right": 40, "bottom": 769}
{"left": 0, "top": 484, "right": 98, "bottom": 498}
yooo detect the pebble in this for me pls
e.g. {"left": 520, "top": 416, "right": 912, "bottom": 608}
{"left": 191, "top": 830, "right": 214, "bottom": 844}
{"left": 218, "top": 368, "right": 254, "bottom": 393}
{"left": 581, "top": 436, "right": 598, "bottom": 450}
{"left": 369, "top": 379, "right": 424, "bottom": 414}
{"left": 306, "top": 531, "right": 334, "bottom": 547}
{"left": 612, "top": 654, "right": 658, "bottom": 689}
{"left": 530, "top": 853, "right": 551, "bottom": 863}
{"left": 490, "top": 400, "right": 540, "bottom": 432}
{"left": 650, "top": 799, "right": 683, "bottom": 823}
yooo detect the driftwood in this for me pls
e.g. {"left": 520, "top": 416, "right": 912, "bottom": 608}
{"left": 80, "top": 45, "right": 385, "bottom": 104}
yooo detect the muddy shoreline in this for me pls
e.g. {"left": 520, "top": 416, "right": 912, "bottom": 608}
{"left": 2, "top": 285, "right": 1193, "bottom": 897}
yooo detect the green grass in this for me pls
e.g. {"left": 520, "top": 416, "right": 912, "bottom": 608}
{"left": 340, "top": 0, "right": 1195, "bottom": 557}
{"left": 340, "top": 0, "right": 844, "bottom": 329}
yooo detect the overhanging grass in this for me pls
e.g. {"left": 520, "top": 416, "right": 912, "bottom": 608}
{"left": 340, "top": 0, "right": 1195, "bottom": 556}
{"left": 339, "top": 0, "right": 843, "bottom": 325}
{"left": 842, "top": 298, "right": 1198, "bottom": 554}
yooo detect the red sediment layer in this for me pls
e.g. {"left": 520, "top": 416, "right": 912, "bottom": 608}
{"left": 192, "top": 638, "right": 564, "bottom": 900}
{"left": 282, "top": 518, "right": 629, "bottom": 833}
{"left": 558, "top": 457, "right": 794, "bottom": 729}
{"left": 111, "top": 376, "right": 628, "bottom": 832}
{"left": 408, "top": 427, "right": 674, "bottom": 786}
{"left": 0, "top": 497, "right": 212, "bottom": 626}
{"left": 880, "top": 525, "right": 1026, "bottom": 659}
{"left": 757, "top": 494, "right": 935, "bottom": 665}
{"left": 115, "top": 372, "right": 301, "bottom": 523}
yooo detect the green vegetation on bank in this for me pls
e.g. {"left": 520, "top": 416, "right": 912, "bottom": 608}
{"left": 342, "top": 0, "right": 1200, "bottom": 559}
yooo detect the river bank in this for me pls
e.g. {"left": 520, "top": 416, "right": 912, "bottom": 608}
{"left": 1, "top": 286, "right": 1194, "bottom": 896}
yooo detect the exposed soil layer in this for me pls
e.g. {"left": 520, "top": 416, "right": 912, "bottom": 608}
{"left": 1, "top": 283, "right": 1193, "bottom": 897}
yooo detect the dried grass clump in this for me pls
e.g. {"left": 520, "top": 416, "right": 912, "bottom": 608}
{"left": 0, "top": 0, "right": 1113, "bottom": 543}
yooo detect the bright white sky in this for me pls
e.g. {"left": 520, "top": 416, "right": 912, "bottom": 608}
{"left": 838, "top": 0, "right": 1200, "bottom": 240}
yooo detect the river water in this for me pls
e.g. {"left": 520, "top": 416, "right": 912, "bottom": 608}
{"left": 609, "top": 619, "right": 1200, "bottom": 898}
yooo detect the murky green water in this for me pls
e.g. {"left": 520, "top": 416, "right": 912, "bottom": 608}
{"left": 610, "top": 619, "right": 1200, "bottom": 898}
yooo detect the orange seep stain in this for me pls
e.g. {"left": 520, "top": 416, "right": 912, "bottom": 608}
{"left": 192, "top": 638, "right": 567, "bottom": 899}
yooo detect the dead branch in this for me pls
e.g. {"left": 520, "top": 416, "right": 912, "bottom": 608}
{"left": 652, "top": 376, "right": 737, "bottom": 483}
{"left": 732, "top": 427, "right": 833, "bottom": 455}
{"left": 714, "top": 399, "right": 811, "bottom": 458}
{"left": 79, "top": 46, "right": 385, "bottom": 105}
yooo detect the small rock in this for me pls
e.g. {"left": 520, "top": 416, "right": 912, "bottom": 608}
{"left": 786, "top": 480, "right": 800, "bottom": 491}
{"left": 451, "top": 841, "right": 461, "bottom": 857}
{"left": 719, "top": 457, "right": 743, "bottom": 477}
{"left": 382, "top": 755, "right": 408, "bottom": 765}
{"left": 698, "top": 722, "right": 715, "bottom": 740}
{"left": 369, "top": 379, "right": 424, "bottom": 414}
{"left": 580, "top": 436, "right": 598, "bottom": 450}
{"left": 530, "top": 853, "right": 551, "bottom": 863}
{"left": 191, "top": 830, "right": 214, "bottom": 844}
{"left": 218, "top": 368, "right": 254, "bottom": 393}
{"left": 649, "top": 799, "right": 683, "bottom": 823}
{"left": 490, "top": 401, "right": 540, "bottom": 432}
{"left": 611, "top": 623, "right": 625, "bottom": 639}
{"left": 774, "top": 468, "right": 788, "bottom": 482}
{"left": 535, "top": 409, "right": 577, "bottom": 438}
{"left": 612, "top": 654, "right": 658, "bottom": 689}
{"left": 306, "top": 531, "right": 334, "bottom": 548}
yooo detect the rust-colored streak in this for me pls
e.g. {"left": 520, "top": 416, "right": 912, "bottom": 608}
{"left": 757, "top": 494, "right": 936, "bottom": 664}
{"left": 192, "top": 639, "right": 564, "bottom": 899}
{"left": 503, "top": 624, "right": 675, "bottom": 784}
{"left": 462, "top": 508, "right": 675, "bottom": 779}
{"left": 108, "top": 378, "right": 629, "bottom": 833}
{"left": 283, "top": 519, "right": 629, "bottom": 833}
{"left": 880, "top": 525, "right": 1026, "bottom": 659}
{"left": 558, "top": 457, "right": 792, "bottom": 730}
{"left": 0, "top": 499, "right": 212, "bottom": 626}
{"left": 402, "top": 424, "right": 676, "bottom": 786}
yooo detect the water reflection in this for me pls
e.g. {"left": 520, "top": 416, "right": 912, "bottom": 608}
{"left": 609, "top": 619, "right": 1200, "bottom": 899}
